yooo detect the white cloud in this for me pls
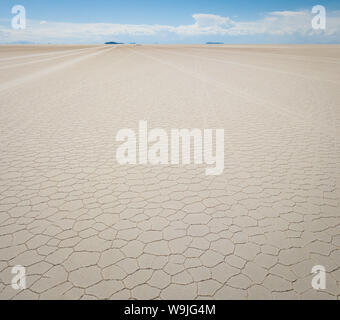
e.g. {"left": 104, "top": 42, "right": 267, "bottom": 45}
{"left": 270, "top": 11, "right": 306, "bottom": 17}
{"left": 174, "top": 14, "right": 234, "bottom": 36}
{"left": 193, "top": 14, "right": 234, "bottom": 28}
{"left": 0, "top": 10, "right": 339, "bottom": 43}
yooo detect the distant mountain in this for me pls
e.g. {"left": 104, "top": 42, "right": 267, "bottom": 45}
{"left": 4, "top": 41, "right": 36, "bottom": 45}
{"left": 105, "top": 41, "right": 124, "bottom": 45}
{"left": 206, "top": 42, "right": 224, "bottom": 44}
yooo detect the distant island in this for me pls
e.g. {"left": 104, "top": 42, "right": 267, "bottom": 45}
{"left": 206, "top": 42, "right": 224, "bottom": 44}
{"left": 105, "top": 41, "right": 124, "bottom": 45}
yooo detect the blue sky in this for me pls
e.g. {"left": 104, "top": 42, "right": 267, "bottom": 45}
{"left": 1, "top": 0, "right": 340, "bottom": 43}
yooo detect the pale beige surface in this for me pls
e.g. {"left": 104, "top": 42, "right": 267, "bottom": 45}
{"left": 0, "top": 44, "right": 339, "bottom": 300}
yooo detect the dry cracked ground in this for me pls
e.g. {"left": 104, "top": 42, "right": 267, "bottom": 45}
{"left": 0, "top": 44, "right": 340, "bottom": 300}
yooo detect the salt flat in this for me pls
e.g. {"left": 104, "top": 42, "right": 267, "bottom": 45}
{"left": 0, "top": 44, "right": 339, "bottom": 299}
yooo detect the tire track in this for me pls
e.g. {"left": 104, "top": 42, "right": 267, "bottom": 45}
{"left": 152, "top": 47, "right": 340, "bottom": 85}
{"left": 0, "top": 47, "right": 113, "bottom": 94}
{"left": 0, "top": 46, "right": 102, "bottom": 63}
{"left": 0, "top": 47, "right": 104, "bottom": 71}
